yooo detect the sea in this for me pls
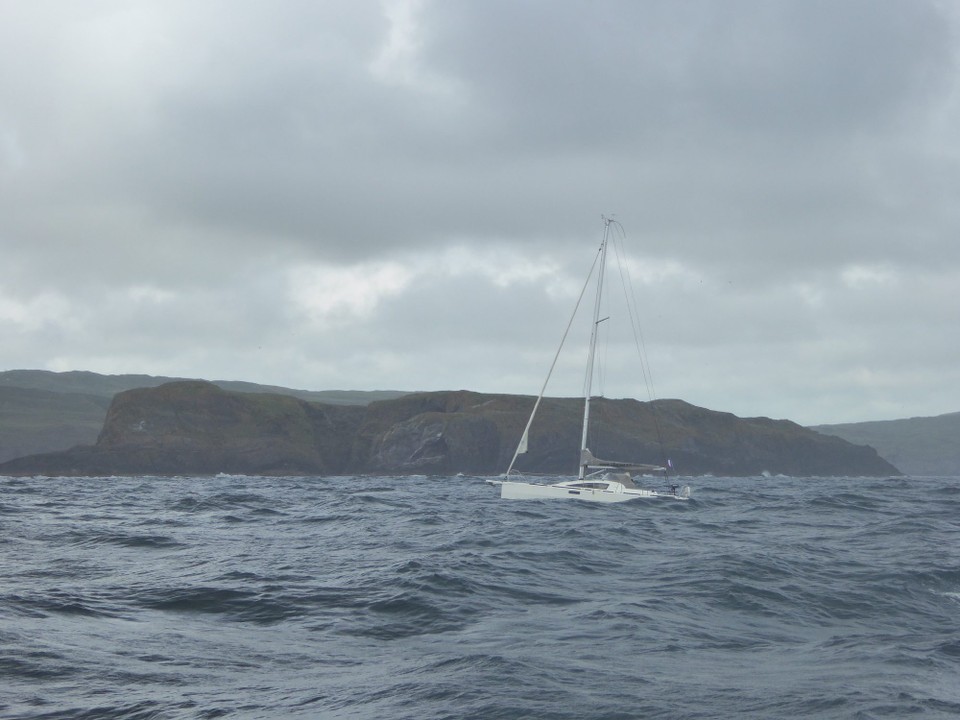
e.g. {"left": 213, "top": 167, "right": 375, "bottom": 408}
{"left": 1, "top": 473, "right": 959, "bottom": 720}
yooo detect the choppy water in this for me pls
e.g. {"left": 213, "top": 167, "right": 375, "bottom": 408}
{"left": 1, "top": 474, "right": 959, "bottom": 719}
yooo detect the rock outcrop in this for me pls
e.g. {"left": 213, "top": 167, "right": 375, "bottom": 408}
{"left": 0, "top": 382, "right": 900, "bottom": 477}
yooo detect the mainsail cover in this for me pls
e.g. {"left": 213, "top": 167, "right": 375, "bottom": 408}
{"left": 580, "top": 448, "right": 665, "bottom": 473}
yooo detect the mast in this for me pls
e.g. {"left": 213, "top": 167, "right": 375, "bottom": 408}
{"left": 579, "top": 216, "right": 612, "bottom": 479}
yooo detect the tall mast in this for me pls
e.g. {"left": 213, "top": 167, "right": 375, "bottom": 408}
{"left": 579, "top": 217, "right": 611, "bottom": 479}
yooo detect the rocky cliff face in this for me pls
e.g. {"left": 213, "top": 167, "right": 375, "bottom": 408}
{"left": 0, "top": 382, "right": 900, "bottom": 477}
{"left": 1, "top": 382, "right": 364, "bottom": 476}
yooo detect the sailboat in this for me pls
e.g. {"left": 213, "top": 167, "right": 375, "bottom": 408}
{"left": 492, "top": 217, "right": 691, "bottom": 503}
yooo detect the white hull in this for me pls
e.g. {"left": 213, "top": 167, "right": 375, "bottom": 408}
{"left": 494, "top": 478, "right": 690, "bottom": 503}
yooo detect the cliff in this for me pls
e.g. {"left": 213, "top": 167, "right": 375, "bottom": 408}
{"left": 0, "top": 386, "right": 111, "bottom": 463}
{"left": 813, "top": 412, "right": 960, "bottom": 476}
{"left": 0, "top": 381, "right": 899, "bottom": 477}
{"left": 0, "top": 369, "right": 407, "bottom": 464}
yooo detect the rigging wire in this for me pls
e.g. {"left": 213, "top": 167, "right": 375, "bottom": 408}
{"left": 608, "top": 220, "right": 656, "bottom": 401}
{"left": 607, "top": 219, "right": 673, "bottom": 475}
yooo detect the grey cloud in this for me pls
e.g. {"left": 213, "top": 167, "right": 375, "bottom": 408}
{"left": 1, "top": 1, "right": 959, "bottom": 424}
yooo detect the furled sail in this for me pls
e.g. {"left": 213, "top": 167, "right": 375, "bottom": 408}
{"left": 580, "top": 448, "right": 665, "bottom": 474}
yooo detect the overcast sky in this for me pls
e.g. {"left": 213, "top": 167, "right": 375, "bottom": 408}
{"left": 2, "top": 1, "right": 959, "bottom": 425}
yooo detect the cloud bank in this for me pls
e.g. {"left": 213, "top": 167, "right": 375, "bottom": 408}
{"left": 2, "top": 0, "right": 959, "bottom": 424}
